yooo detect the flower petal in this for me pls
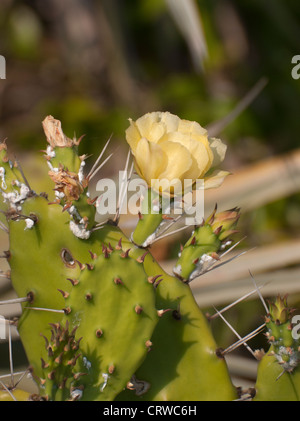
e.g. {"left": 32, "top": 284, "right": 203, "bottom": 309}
{"left": 159, "top": 140, "right": 192, "bottom": 181}
{"left": 204, "top": 170, "right": 230, "bottom": 189}
{"left": 125, "top": 119, "right": 142, "bottom": 154}
{"left": 134, "top": 137, "right": 167, "bottom": 185}
{"left": 208, "top": 137, "right": 227, "bottom": 167}
{"left": 159, "top": 132, "right": 212, "bottom": 178}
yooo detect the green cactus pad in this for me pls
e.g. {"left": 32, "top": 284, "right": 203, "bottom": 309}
{"left": 8, "top": 195, "right": 124, "bottom": 380}
{"left": 117, "top": 251, "right": 238, "bottom": 401}
{"left": 62, "top": 246, "right": 159, "bottom": 401}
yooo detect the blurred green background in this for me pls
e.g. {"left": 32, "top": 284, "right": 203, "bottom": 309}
{"left": 1, "top": 0, "right": 300, "bottom": 388}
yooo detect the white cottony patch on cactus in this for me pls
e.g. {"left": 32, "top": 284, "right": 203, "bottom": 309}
{"left": 173, "top": 264, "right": 182, "bottom": 277}
{"left": 46, "top": 145, "right": 56, "bottom": 159}
{"left": 70, "top": 388, "right": 83, "bottom": 401}
{"left": 78, "top": 160, "right": 85, "bottom": 184}
{"left": 274, "top": 345, "right": 300, "bottom": 373}
{"left": 68, "top": 204, "right": 91, "bottom": 239}
{"left": 83, "top": 356, "right": 92, "bottom": 370}
{"left": 220, "top": 240, "right": 232, "bottom": 250}
{"left": 0, "top": 167, "right": 7, "bottom": 190}
{"left": 24, "top": 218, "right": 35, "bottom": 230}
{"left": 100, "top": 373, "right": 110, "bottom": 392}
{"left": 55, "top": 190, "right": 65, "bottom": 199}
{"left": 188, "top": 254, "right": 217, "bottom": 282}
{"left": 1, "top": 180, "right": 32, "bottom": 210}
{"left": 139, "top": 220, "right": 166, "bottom": 248}
{"left": 69, "top": 220, "right": 91, "bottom": 239}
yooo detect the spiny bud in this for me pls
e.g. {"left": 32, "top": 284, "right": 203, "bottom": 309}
{"left": 267, "top": 295, "right": 293, "bottom": 325}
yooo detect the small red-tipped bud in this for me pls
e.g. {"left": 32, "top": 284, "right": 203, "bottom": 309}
{"left": 108, "top": 365, "right": 115, "bottom": 374}
{"left": 57, "top": 289, "right": 69, "bottom": 299}
{"left": 157, "top": 309, "right": 172, "bottom": 317}
{"left": 145, "top": 340, "right": 152, "bottom": 351}
{"left": 63, "top": 306, "right": 72, "bottom": 315}
{"left": 135, "top": 305, "right": 143, "bottom": 314}
{"left": 55, "top": 352, "right": 64, "bottom": 365}
{"left": 86, "top": 263, "right": 94, "bottom": 271}
{"left": 41, "top": 358, "right": 49, "bottom": 369}
{"left": 88, "top": 250, "right": 98, "bottom": 260}
{"left": 75, "top": 260, "right": 86, "bottom": 270}
{"left": 121, "top": 249, "right": 131, "bottom": 258}
{"left": 147, "top": 275, "right": 162, "bottom": 284}
{"left": 137, "top": 251, "right": 149, "bottom": 263}
{"left": 47, "top": 370, "right": 56, "bottom": 380}
{"left": 116, "top": 238, "right": 122, "bottom": 250}
{"left": 114, "top": 278, "right": 124, "bottom": 286}
{"left": 67, "top": 278, "right": 79, "bottom": 286}
{"left": 96, "top": 329, "right": 103, "bottom": 338}
{"left": 102, "top": 245, "right": 109, "bottom": 258}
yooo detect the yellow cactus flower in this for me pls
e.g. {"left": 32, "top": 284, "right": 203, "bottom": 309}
{"left": 125, "top": 111, "right": 229, "bottom": 195}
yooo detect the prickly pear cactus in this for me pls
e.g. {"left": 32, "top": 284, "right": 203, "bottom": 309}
{"left": 1, "top": 112, "right": 299, "bottom": 401}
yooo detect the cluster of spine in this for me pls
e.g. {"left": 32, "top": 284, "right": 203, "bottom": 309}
{"left": 38, "top": 321, "right": 86, "bottom": 401}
